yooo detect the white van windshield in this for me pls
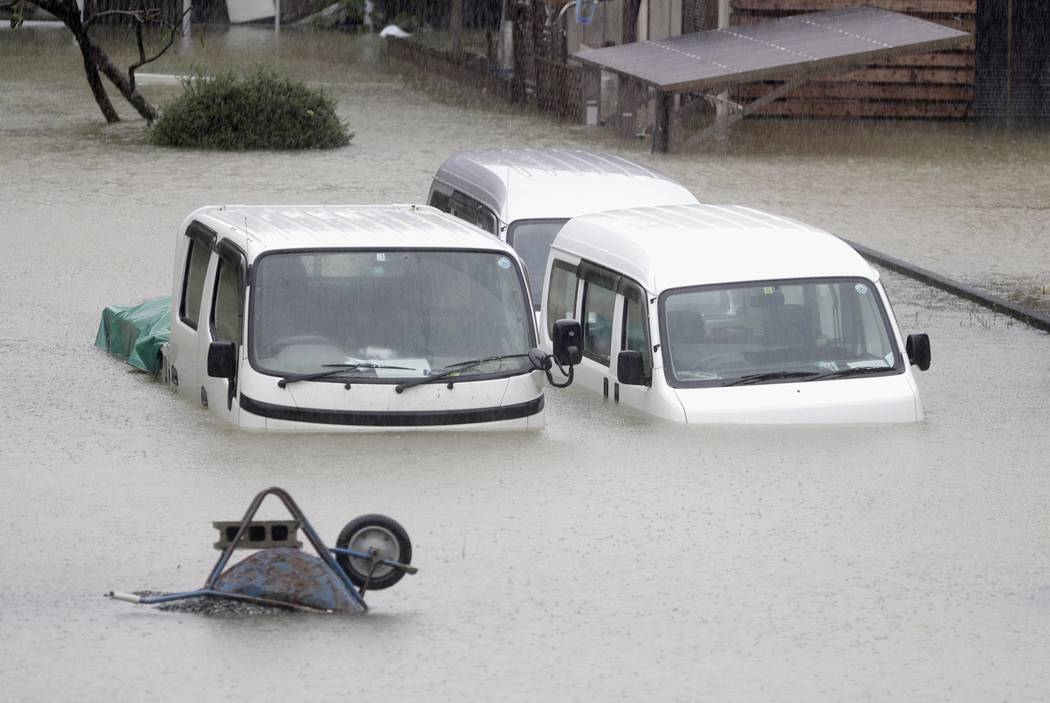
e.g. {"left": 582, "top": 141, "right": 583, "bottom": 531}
{"left": 660, "top": 277, "right": 902, "bottom": 387}
{"left": 507, "top": 219, "right": 568, "bottom": 308}
{"left": 250, "top": 250, "right": 534, "bottom": 381}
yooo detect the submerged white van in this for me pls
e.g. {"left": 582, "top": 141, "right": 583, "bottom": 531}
{"left": 539, "top": 204, "right": 932, "bottom": 424}
{"left": 427, "top": 149, "right": 699, "bottom": 307}
{"left": 164, "top": 204, "right": 581, "bottom": 431}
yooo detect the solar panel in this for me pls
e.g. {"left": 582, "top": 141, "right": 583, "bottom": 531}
{"left": 575, "top": 6, "right": 970, "bottom": 93}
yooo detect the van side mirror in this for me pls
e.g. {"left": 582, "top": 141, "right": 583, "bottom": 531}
{"left": 207, "top": 341, "right": 237, "bottom": 379}
{"left": 617, "top": 350, "right": 645, "bottom": 386}
{"left": 528, "top": 347, "right": 552, "bottom": 371}
{"left": 905, "top": 333, "right": 931, "bottom": 371}
{"left": 551, "top": 319, "right": 582, "bottom": 367}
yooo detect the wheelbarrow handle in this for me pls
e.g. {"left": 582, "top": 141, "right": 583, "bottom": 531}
{"left": 107, "top": 591, "right": 142, "bottom": 604}
{"left": 328, "top": 547, "right": 418, "bottom": 574}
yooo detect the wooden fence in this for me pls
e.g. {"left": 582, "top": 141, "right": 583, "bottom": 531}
{"left": 729, "top": 0, "right": 976, "bottom": 118}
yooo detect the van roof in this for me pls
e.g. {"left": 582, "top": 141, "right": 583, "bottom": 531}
{"left": 185, "top": 205, "right": 515, "bottom": 262}
{"left": 553, "top": 204, "right": 879, "bottom": 293}
{"left": 431, "top": 149, "right": 699, "bottom": 224}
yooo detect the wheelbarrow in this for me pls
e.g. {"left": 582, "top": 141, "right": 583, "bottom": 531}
{"left": 106, "top": 487, "right": 417, "bottom": 613}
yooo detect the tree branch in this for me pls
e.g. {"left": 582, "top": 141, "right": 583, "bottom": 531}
{"left": 78, "top": 33, "right": 121, "bottom": 122}
{"left": 83, "top": 8, "right": 163, "bottom": 32}
{"left": 132, "top": 17, "right": 145, "bottom": 91}
{"left": 127, "top": 7, "right": 190, "bottom": 93}
{"left": 86, "top": 41, "right": 157, "bottom": 120}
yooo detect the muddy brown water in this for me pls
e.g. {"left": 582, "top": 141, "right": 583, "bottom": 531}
{"left": 2, "top": 25, "right": 1049, "bottom": 702}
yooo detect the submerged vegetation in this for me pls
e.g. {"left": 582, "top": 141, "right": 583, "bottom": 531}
{"left": 150, "top": 69, "right": 352, "bottom": 150}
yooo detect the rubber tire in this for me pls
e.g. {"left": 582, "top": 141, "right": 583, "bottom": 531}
{"left": 335, "top": 514, "right": 412, "bottom": 591}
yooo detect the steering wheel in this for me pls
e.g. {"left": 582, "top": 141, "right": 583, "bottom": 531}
{"left": 262, "top": 335, "right": 343, "bottom": 357}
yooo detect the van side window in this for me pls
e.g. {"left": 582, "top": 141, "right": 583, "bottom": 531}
{"left": 509, "top": 219, "right": 568, "bottom": 308}
{"left": 546, "top": 260, "right": 578, "bottom": 338}
{"left": 180, "top": 239, "right": 211, "bottom": 329}
{"left": 211, "top": 257, "right": 243, "bottom": 344}
{"left": 449, "top": 192, "right": 498, "bottom": 235}
{"left": 429, "top": 189, "right": 451, "bottom": 213}
{"left": 582, "top": 279, "right": 615, "bottom": 365}
{"left": 622, "top": 293, "right": 652, "bottom": 379}
{"left": 475, "top": 209, "right": 499, "bottom": 235}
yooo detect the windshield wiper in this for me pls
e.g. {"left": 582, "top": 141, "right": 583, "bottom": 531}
{"left": 395, "top": 353, "right": 530, "bottom": 394}
{"left": 277, "top": 363, "right": 414, "bottom": 388}
{"left": 803, "top": 366, "right": 897, "bottom": 382}
{"left": 723, "top": 370, "right": 822, "bottom": 387}
{"left": 724, "top": 366, "right": 897, "bottom": 387}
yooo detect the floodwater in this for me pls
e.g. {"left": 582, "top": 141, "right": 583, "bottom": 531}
{"left": 2, "top": 24, "right": 1049, "bottom": 702}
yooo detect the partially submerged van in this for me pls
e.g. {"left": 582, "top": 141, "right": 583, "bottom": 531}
{"left": 539, "top": 204, "right": 932, "bottom": 424}
{"left": 427, "top": 149, "right": 699, "bottom": 306}
{"left": 162, "top": 204, "right": 581, "bottom": 431}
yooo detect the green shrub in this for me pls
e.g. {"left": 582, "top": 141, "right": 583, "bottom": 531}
{"left": 150, "top": 69, "right": 352, "bottom": 150}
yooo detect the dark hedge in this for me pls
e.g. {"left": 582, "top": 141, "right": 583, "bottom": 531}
{"left": 150, "top": 69, "right": 352, "bottom": 150}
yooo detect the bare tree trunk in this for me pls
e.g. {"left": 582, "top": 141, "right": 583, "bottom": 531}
{"left": 85, "top": 40, "right": 158, "bottom": 121}
{"left": 77, "top": 30, "right": 121, "bottom": 122}
{"left": 24, "top": 0, "right": 160, "bottom": 122}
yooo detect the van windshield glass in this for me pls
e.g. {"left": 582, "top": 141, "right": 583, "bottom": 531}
{"left": 507, "top": 219, "right": 568, "bottom": 308}
{"left": 250, "top": 250, "right": 534, "bottom": 381}
{"left": 661, "top": 277, "right": 901, "bottom": 387}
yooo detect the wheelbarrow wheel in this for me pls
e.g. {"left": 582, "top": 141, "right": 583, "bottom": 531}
{"left": 335, "top": 514, "right": 412, "bottom": 591}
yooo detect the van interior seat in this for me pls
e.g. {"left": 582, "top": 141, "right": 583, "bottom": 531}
{"left": 338, "top": 277, "right": 424, "bottom": 357}
{"left": 764, "top": 303, "right": 813, "bottom": 349}
{"left": 666, "top": 310, "right": 706, "bottom": 344}
{"left": 255, "top": 256, "right": 318, "bottom": 345}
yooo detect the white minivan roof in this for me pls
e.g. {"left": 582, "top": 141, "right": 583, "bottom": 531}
{"left": 432, "top": 149, "right": 699, "bottom": 224}
{"left": 553, "top": 204, "right": 880, "bottom": 293}
{"left": 185, "top": 204, "right": 514, "bottom": 263}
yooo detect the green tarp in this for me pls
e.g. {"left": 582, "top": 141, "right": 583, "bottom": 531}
{"left": 94, "top": 296, "right": 171, "bottom": 373}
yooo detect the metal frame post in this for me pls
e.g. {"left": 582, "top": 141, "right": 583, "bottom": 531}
{"left": 651, "top": 90, "right": 672, "bottom": 153}
{"left": 581, "top": 66, "right": 601, "bottom": 125}
{"left": 715, "top": 0, "right": 732, "bottom": 120}
{"left": 681, "top": 72, "right": 811, "bottom": 149}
